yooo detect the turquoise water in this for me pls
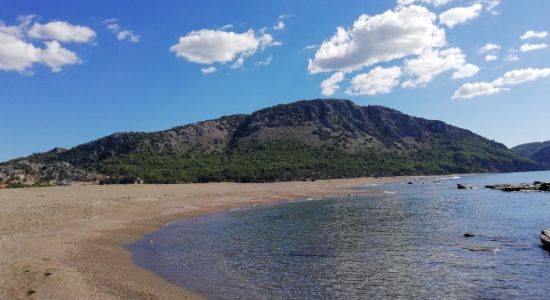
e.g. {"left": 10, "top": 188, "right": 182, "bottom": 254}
{"left": 128, "top": 171, "right": 550, "bottom": 299}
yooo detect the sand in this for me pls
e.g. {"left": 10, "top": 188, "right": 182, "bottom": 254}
{"left": 0, "top": 176, "right": 420, "bottom": 299}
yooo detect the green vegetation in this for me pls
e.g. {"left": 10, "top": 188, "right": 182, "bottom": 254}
{"left": 91, "top": 139, "right": 536, "bottom": 184}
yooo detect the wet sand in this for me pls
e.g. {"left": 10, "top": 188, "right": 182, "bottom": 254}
{"left": 0, "top": 176, "right": 420, "bottom": 299}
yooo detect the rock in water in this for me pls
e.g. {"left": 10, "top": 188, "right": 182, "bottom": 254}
{"left": 540, "top": 229, "right": 550, "bottom": 248}
{"left": 457, "top": 184, "right": 476, "bottom": 190}
{"left": 486, "top": 181, "right": 550, "bottom": 192}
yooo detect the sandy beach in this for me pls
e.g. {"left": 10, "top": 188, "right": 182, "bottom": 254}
{"left": 0, "top": 176, "right": 419, "bottom": 299}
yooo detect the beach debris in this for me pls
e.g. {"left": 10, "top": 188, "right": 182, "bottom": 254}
{"left": 26, "top": 290, "right": 36, "bottom": 296}
{"left": 486, "top": 181, "right": 550, "bottom": 192}
{"left": 540, "top": 229, "right": 550, "bottom": 248}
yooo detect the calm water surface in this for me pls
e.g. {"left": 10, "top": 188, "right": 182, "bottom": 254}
{"left": 128, "top": 171, "right": 550, "bottom": 299}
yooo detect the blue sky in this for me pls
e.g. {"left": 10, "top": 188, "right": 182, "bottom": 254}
{"left": 1, "top": 0, "right": 550, "bottom": 162}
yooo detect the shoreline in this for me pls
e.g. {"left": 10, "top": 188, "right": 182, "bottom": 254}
{"left": 0, "top": 176, "right": 429, "bottom": 299}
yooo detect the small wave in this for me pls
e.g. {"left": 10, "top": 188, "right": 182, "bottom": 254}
{"left": 384, "top": 191, "right": 397, "bottom": 194}
{"left": 439, "top": 176, "right": 462, "bottom": 180}
{"left": 229, "top": 208, "right": 241, "bottom": 212}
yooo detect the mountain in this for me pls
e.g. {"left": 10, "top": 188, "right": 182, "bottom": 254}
{"left": 0, "top": 99, "right": 540, "bottom": 187}
{"left": 512, "top": 141, "right": 550, "bottom": 169}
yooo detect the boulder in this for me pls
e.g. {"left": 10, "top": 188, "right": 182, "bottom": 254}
{"left": 541, "top": 229, "right": 550, "bottom": 248}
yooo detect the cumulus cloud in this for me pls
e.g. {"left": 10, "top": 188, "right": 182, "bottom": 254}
{"left": 169, "top": 28, "right": 279, "bottom": 70}
{"left": 320, "top": 72, "right": 345, "bottom": 96}
{"left": 453, "top": 67, "right": 550, "bottom": 99}
{"left": 201, "top": 66, "right": 217, "bottom": 74}
{"left": 346, "top": 66, "right": 402, "bottom": 96}
{"left": 492, "top": 68, "right": 550, "bottom": 86}
{"left": 520, "top": 30, "right": 548, "bottom": 40}
{"left": 452, "top": 82, "right": 504, "bottom": 99}
{"left": 28, "top": 21, "right": 95, "bottom": 43}
{"left": 308, "top": 5, "right": 445, "bottom": 74}
{"left": 402, "top": 48, "right": 477, "bottom": 87}
{"left": 397, "top": 0, "right": 453, "bottom": 7}
{"left": 485, "top": 54, "right": 497, "bottom": 61}
{"left": 0, "top": 17, "right": 86, "bottom": 73}
{"left": 439, "top": 4, "right": 482, "bottom": 28}
{"left": 452, "top": 63, "right": 480, "bottom": 79}
{"left": 520, "top": 43, "right": 548, "bottom": 52}
{"left": 479, "top": 43, "right": 500, "bottom": 53}
{"left": 104, "top": 19, "right": 140, "bottom": 43}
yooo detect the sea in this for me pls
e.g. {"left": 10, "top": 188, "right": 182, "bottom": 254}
{"left": 127, "top": 171, "right": 550, "bottom": 299}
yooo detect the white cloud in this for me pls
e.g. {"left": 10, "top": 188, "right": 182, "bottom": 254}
{"left": 201, "top": 66, "right": 217, "bottom": 74}
{"left": 453, "top": 67, "right": 550, "bottom": 99}
{"left": 28, "top": 21, "right": 95, "bottom": 43}
{"left": 484, "top": 0, "right": 501, "bottom": 14}
{"left": 104, "top": 19, "right": 140, "bottom": 43}
{"left": 397, "top": 0, "right": 453, "bottom": 7}
{"left": 230, "top": 56, "right": 245, "bottom": 69}
{"left": 169, "top": 29, "right": 279, "bottom": 68}
{"left": 485, "top": 54, "right": 497, "bottom": 61}
{"left": 439, "top": 4, "right": 482, "bottom": 28}
{"left": 39, "top": 40, "right": 80, "bottom": 72}
{"left": 256, "top": 55, "right": 273, "bottom": 66}
{"left": 346, "top": 66, "right": 402, "bottom": 96}
{"left": 321, "top": 72, "right": 345, "bottom": 96}
{"left": 274, "top": 21, "right": 285, "bottom": 31}
{"left": 402, "top": 48, "right": 477, "bottom": 87}
{"left": 303, "top": 44, "right": 318, "bottom": 51}
{"left": 0, "top": 18, "right": 83, "bottom": 73}
{"left": 520, "top": 43, "right": 548, "bottom": 52}
{"left": 520, "top": 30, "right": 548, "bottom": 40}
{"left": 479, "top": 43, "right": 500, "bottom": 53}
{"left": 452, "top": 63, "right": 480, "bottom": 79}
{"left": 452, "top": 82, "right": 503, "bottom": 99}
{"left": 492, "top": 68, "right": 550, "bottom": 86}
{"left": 308, "top": 5, "right": 445, "bottom": 74}
{"left": 504, "top": 53, "right": 519, "bottom": 62}
{"left": 219, "top": 24, "right": 234, "bottom": 31}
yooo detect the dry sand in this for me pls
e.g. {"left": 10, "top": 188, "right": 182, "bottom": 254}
{"left": 0, "top": 176, "right": 420, "bottom": 299}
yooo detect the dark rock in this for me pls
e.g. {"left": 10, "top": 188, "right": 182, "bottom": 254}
{"left": 486, "top": 182, "right": 550, "bottom": 192}
{"left": 541, "top": 229, "right": 550, "bottom": 248}
{"left": 457, "top": 184, "right": 476, "bottom": 190}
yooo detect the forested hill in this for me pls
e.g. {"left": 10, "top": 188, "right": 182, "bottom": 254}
{"left": 0, "top": 99, "right": 540, "bottom": 187}
{"left": 512, "top": 141, "right": 550, "bottom": 169}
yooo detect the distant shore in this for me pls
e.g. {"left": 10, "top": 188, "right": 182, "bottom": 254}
{"left": 0, "top": 176, "right": 428, "bottom": 299}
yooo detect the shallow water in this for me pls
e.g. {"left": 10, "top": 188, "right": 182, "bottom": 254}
{"left": 128, "top": 171, "right": 550, "bottom": 299}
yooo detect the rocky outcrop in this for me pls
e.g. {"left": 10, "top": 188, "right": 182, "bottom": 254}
{"left": 485, "top": 181, "right": 550, "bottom": 192}
{"left": 541, "top": 229, "right": 550, "bottom": 248}
{"left": 0, "top": 160, "right": 100, "bottom": 187}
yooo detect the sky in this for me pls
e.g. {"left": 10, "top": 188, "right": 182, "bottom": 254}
{"left": 1, "top": 0, "right": 550, "bottom": 162}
